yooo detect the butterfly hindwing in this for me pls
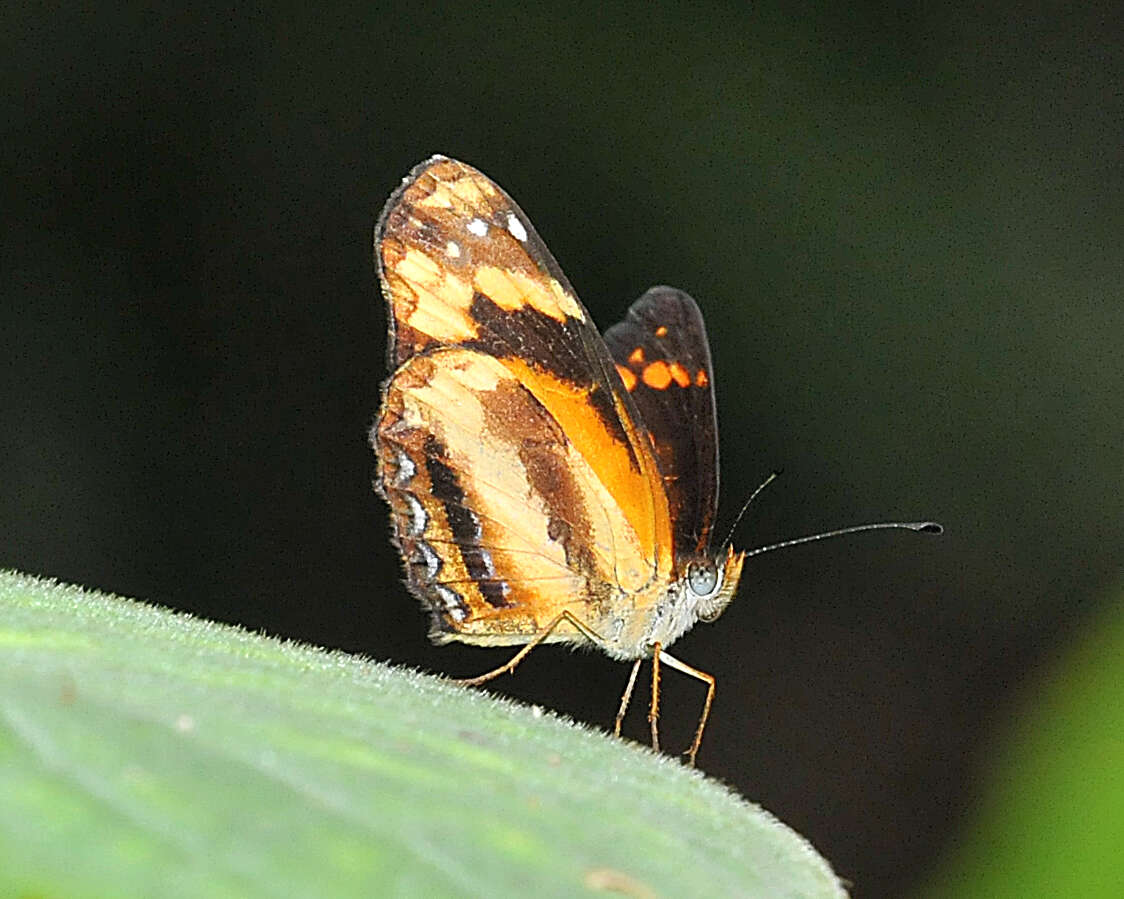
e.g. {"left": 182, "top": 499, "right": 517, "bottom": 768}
{"left": 377, "top": 348, "right": 650, "bottom": 643}
{"left": 603, "top": 286, "right": 719, "bottom": 557}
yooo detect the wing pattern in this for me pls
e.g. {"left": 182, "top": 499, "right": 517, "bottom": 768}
{"left": 372, "top": 157, "right": 674, "bottom": 641}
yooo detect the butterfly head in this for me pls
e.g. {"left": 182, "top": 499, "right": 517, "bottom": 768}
{"left": 686, "top": 544, "right": 746, "bottom": 625}
{"left": 627, "top": 544, "right": 745, "bottom": 656}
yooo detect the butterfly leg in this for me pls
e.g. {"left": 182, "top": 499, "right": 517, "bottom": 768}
{"left": 656, "top": 649, "right": 716, "bottom": 767}
{"left": 648, "top": 642, "right": 662, "bottom": 752}
{"left": 453, "top": 610, "right": 602, "bottom": 687}
{"left": 614, "top": 658, "right": 643, "bottom": 737}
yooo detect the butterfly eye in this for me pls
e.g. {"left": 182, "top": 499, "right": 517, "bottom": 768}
{"left": 687, "top": 560, "right": 718, "bottom": 597}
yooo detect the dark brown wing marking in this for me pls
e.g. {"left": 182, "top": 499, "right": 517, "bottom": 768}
{"left": 422, "top": 433, "right": 512, "bottom": 609}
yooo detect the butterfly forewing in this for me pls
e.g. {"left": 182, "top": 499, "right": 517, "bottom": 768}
{"left": 377, "top": 158, "right": 585, "bottom": 372}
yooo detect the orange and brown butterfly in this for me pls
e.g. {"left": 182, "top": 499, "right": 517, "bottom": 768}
{"left": 370, "top": 156, "right": 942, "bottom": 764}
{"left": 370, "top": 155, "right": 740, "bottom": 764}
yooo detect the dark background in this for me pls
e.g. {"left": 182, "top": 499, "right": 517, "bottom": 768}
{"left": 4, "top": 3, "right": 1121, "bottom": 895}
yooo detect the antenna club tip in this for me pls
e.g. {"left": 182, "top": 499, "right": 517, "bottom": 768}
{"left": 744, "top": 518, "right": 945, "bottom": 558}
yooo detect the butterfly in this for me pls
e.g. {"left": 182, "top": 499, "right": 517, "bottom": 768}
{"left": 370, "top": 156, "right": 939, "bottom": 765}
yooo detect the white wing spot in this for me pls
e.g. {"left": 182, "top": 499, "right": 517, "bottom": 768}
{"left": 416, "top": 541, "right": 441, "bottom": 578}
{"left": 478, "top": 547, "right": 496, "bottom": 577}
{"left": 467, "top": 218, "right": 488, "bottom": 237}
{"left": 435, "top": 585, "right": 467, "bottom": 619}
{"left": 405, "top": 494, "right": 427, "bottom": 536}
{"left": 395, "top": 451, "right": 416, "bottom": 485}
{"left": 506, "top": 213, "right": 527, "bottom": 242}
{"left": 445, "top": 240, "right": 461, "bottom": 258}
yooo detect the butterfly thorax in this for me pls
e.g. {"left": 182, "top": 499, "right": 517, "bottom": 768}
{"left": 597, "top": 546, "right": 746, "bottom": 660}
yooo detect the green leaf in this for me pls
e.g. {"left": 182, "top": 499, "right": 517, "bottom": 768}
{"left": 0, "top": 570, "right": 845, "bottom": 898}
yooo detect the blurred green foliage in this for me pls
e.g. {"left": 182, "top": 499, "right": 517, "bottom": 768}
{"left": 918, "top": 581, "right": 1124, "bottom": 898}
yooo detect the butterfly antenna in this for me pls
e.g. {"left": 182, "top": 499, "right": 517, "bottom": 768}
{"left": 744, "top": 520, "right": 943, "bottom": 558}
{"left": 719, "top": 470, "right": 783, "bottom": 549}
